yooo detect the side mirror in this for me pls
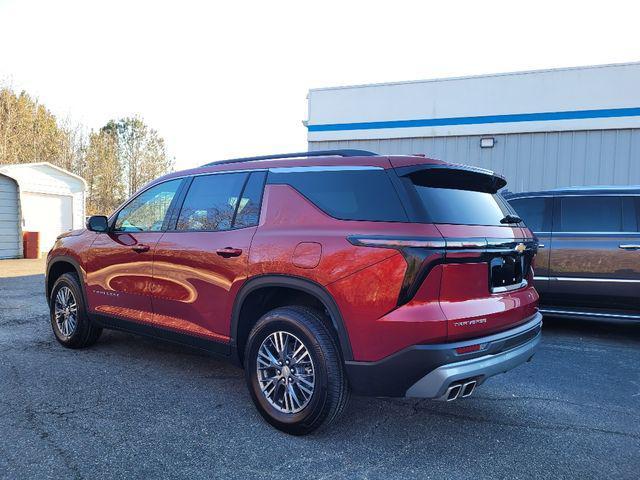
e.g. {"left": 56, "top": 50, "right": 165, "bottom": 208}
{"left": 87, "top": 215, "right": 109, "bottom": 233}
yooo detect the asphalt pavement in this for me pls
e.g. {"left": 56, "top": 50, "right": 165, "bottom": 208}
{"left": 1, "top": 259, "right": 638, "bottom": 479}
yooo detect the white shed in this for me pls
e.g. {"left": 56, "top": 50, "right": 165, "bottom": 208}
{"left": 0, "top": 163, "right": 86, "bottom": 258}
{"left": 0, "top": 173, "right": 21, "bottom": 259}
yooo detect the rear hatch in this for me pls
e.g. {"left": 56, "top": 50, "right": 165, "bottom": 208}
{"left": 392, "top": 161, "right": 539, "bottom": 340}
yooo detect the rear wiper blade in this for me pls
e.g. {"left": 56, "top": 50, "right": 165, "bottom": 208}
{"left": 500, "top": 214, "right": 522, "bottom": 224}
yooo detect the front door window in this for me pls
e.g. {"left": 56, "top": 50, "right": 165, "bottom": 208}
{"left": 114, "top": 180, "right": 182, "bottom": 232}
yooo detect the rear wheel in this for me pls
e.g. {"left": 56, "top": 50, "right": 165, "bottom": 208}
{"left": 244, "top": 306, "right": 350, "bottom": 435}
{"left": 49, "top": 272, "right": 102, "bottom": 348}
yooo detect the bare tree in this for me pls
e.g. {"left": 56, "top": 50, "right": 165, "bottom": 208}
{"left": 0, "top": 87, "right": 68, "bottom": 166}
{"left": 58, "top": 118, "right": 87, "bottom": 174}
{"left": 105, "top": 117, "right": 173, "bottom": 196}
{"left": 84, "top": 129, "right": 124, "bottom": 215}
{"left": 1, "top": 85, "right": 173, "bottom": 215}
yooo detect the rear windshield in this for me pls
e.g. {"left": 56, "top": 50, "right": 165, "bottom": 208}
{"left": 405, "top": 169, "right": 513, "bottom": 226}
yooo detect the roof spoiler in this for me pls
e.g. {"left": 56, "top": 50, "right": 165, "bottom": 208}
{"left": 394, "top": 163, "right": 507, "bottom": 193}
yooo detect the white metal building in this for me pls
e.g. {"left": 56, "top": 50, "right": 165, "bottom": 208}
{"left": 307, "top": 62, "right": 640, "bottom": 193}
{"left": 0, "top": 173, "right": 21, "bottom": 259}
{"left": 0, "top": 163, "right": 86, "bottom": 259}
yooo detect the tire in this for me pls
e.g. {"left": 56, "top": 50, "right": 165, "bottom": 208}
{"left": 49, "top": 272, "right": 102, "bottom": 349}
{"left": 244, "top": 306, "right": 350, "bottom": 435}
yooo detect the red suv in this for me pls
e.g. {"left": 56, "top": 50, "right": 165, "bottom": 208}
{"left": 46, "top": 150, "right": 542, "bottom": 434}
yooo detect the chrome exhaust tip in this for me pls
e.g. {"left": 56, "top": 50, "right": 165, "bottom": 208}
{"left": 445, "top": 384, "right": 462, "bottom": 401}
{"left": 460, "top": 380, "right": 476, "bottom": 398}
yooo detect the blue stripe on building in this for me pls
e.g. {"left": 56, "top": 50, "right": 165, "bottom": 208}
{"left": 307, "top": 107, "right": 640, "bottom": 132}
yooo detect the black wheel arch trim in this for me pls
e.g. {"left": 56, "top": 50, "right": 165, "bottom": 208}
{"left": 230, "top": 274, "right": 353, "bottom": 364}
{"left": 46, "top": 255, "right": 88, "bottom": 307}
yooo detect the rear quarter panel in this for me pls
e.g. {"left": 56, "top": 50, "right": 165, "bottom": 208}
{"left": 249, "top": 184, "right": 448, "bottom": 361}
{"left": 249, "top": 184, "right": 440, "bottom": 284}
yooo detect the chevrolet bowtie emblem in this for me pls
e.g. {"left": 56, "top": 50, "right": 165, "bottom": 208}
{"left": 514, "top": 243, "right": 526, "bottom": 254}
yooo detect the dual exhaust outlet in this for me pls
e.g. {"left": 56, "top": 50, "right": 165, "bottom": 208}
{"left": 443, "top": 380, "right": 477, "bottom": 401}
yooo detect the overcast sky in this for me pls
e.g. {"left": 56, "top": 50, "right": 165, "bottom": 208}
{"left": 1, "top": 0, "right": 639, "bottom": 170}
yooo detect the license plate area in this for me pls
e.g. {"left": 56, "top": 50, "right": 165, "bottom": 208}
{"left": 489, "top": 254, "right": 525, "bottom": 293}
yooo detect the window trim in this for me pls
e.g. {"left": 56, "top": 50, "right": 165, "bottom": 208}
{"left": 552, "top": 231, "right": 640, "bottom": 236}
{"left": 109, "top": 178, "right": 187, "bottom": 233}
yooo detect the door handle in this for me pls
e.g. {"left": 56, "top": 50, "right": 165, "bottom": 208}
{"left": 216, "top": 247, "right": 243, "bottom": 258}
{"left": 131, "top": 244, "right": 150, "bottom": 253}
{"left": 538, "top": 243, "right": 545, "bottom": 249}
{"left": 619, "top": 244, "right": 640, "bottom": 250}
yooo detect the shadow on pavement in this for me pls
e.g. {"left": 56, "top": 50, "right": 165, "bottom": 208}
{"left": 542, "top": 314, "right": 640, "bottom": 341}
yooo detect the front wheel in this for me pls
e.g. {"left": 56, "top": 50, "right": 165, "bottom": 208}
{"left": 244, "top": 306, "right": 350, "bottom": 435}
{"left": 49, "top": 272, "right": 102, "bottom": 348}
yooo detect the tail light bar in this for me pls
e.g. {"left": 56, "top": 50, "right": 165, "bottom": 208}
{"left": 347, "top": 236, "right": 446, "bottom": 249}
{"left": 347, "top": 235, "right": 538, "bottom": 306}
{"left": 348, "top": 236, "right": 500, "bottom": 250}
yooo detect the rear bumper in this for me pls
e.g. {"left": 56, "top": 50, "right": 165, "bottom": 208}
{"left": 345, "top": 312, "right": 542, "bottom": 398}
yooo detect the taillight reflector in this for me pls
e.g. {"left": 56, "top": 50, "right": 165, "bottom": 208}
{"left": 455, "top": 344, "right": 481, "bottom": 354}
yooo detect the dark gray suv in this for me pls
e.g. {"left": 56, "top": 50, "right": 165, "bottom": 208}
{"left": 504, "top": 187, "right": 640, "bottom": 322}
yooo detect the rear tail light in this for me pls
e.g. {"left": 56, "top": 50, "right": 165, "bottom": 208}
{"left": 347, "top": 236, "right": 445, "bottom": 249}
{"left": 347, "top": 235, "right": 537, "bottom": 307}
{"left": 347, "top": 235, "right": 446, "bottom": 307}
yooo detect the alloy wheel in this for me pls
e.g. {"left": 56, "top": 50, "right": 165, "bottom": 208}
{"left": 256, "top": 331, "right": 315, "bottom": 414}
{"left": 54, "top": 286, "right": 78, "bottom": 338}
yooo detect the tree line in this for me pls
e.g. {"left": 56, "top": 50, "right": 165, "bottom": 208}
{"left": 0, "top": 86, "right": 173, "bottom": 214}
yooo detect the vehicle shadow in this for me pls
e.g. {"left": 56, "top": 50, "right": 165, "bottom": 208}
{"left": 0, "top": 273, "right": 45, "bottom": 286}
{"left": 0, "top": 273, "right": 46, "bottom": 326}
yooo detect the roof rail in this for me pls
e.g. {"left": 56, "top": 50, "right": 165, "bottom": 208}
{"left": 202, "top": 149, "right": 377, "bottom": 167}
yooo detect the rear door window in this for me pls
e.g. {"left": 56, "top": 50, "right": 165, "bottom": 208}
{"left": 176, "top": 172, "right": 248, "bottom": 231}
{"left": 557, "top": 196, "right": 635, "bottom": 232}
{"left": 267, "top": 168, "right": 408, "bottom": 222}
{"left": 508, "top": 197, "right": 553, "bottom": 232}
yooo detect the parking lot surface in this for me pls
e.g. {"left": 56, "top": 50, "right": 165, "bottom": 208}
{"left": 1, "top": 259, "right": 639, "bottom": 479}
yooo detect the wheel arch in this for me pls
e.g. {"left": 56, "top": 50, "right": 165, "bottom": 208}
{"left": 46, "top": 256, "right": 87, "bottom": 307}
{"left": 230, "top": 275, "right": 353, "bottom": 366}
